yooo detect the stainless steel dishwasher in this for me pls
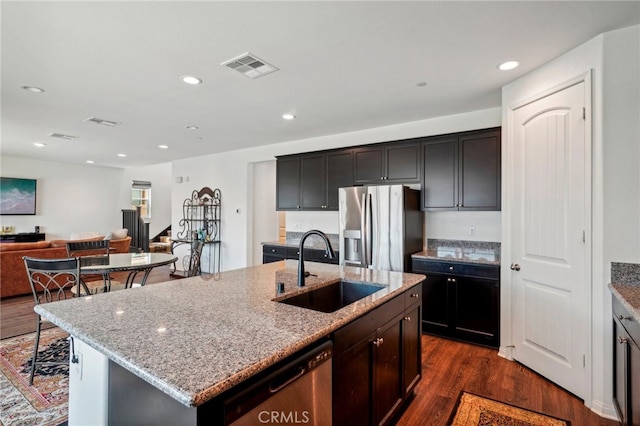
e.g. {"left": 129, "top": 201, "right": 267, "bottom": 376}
{"left": 224, "top": 340, "right": 333, "bottom": 426}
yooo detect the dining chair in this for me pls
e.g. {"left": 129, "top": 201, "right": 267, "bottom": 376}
{"left": 66, "top": 240, "right": 123, "bottom": 294}
{"left": 22, "top": 256, "right": 86, "bottom": 385}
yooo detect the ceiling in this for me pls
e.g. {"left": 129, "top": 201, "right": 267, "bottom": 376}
{"left": 2, "top": 1, "right": 639, "bottom": 169}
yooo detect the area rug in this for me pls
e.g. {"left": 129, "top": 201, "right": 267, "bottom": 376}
{"left": 0, "top": 328, "right": 69, "bottom": 426}
{"left": 449, "top": 391, "right": 570, "bottom": 426}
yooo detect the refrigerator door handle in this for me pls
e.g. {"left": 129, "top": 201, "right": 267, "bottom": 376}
{"left": 365, "top": 193, "right": 373, "bottom": 267}
{"left": 360, "top": 192, "right": 368, "bottom": 267}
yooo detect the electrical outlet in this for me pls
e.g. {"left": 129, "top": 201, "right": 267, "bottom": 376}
{"left": 468, "top": 226, "right": 476, "bottom": 236}
{"left": 73, "top": 352, "right": 83, "bottom": 380}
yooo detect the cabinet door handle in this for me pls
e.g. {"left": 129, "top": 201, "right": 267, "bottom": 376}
{"left": 410, "top": 293, "right": 419, "bottom": 298}
{"left": 373, "top": 337, "right": 384, "bottom": 347}
{"left": 618, "top": 336, "right": 628, "bottom": 344}
{"left": 451, "top": 278, "right": 456, "bottom": 283}
{"left": 404, "top": 316, "right": 411, "bottom": 322}
{"left": 449, "top": 266, "right": 454, "bottom": 271}
{"left": 618, "top": 314, "right": 631, "bottom": 321}
{"left": 447, "top": 278, "right": 451, "bottom": 282}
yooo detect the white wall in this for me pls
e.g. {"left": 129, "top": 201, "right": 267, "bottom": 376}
{"left": 0, "top": 156, "right": 124, "bottom": 239}
{"left": 172, "top": 107, "right": 502, "bottom": 272}
{"left": 501, "top": 24, "right": 640, "bottom": 419}
{"left": 0, "top": 156, "right": 173, "bottom": 241}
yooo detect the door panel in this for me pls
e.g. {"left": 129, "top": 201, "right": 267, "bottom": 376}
{"left": 511, "top": 81, "right": 588, "bottom": 398}
{"left": 301, "top": 154, "right": 325, "bottom": 209}
{"left": 421, "top": 138, "right": 457, "bottom": 209}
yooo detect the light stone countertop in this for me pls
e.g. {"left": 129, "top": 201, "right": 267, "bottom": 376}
{"left": 35, "top": 260, "right": 425, "bottom": 407}
{"left": 411, "top": 239, "right": 501, "bottom": 266}
{"left": 610, "top": 284, "right": 640, "bottom": 323}
{"left": 609, "top": 261, "right": 640, "bottom": 323}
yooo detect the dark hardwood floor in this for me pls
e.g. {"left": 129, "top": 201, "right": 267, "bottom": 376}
{"left": 1, "top": 266, "right": 619, "bottom": 425}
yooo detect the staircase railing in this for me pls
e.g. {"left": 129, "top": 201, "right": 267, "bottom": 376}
{"left": 122, "top": 208, "right": 149, "bottom": 252}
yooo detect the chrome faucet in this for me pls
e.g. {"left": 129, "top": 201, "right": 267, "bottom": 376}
{"left": 298, "top": 230, "right": 336, "bottom": 287}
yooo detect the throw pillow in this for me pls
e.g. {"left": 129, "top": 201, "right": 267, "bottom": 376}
{"left": 104, "top": 228, "right": 128, "bottom": 240}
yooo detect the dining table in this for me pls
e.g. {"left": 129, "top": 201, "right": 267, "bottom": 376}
{"left": 79, "top": 252, "right": 178, "bottom": 290}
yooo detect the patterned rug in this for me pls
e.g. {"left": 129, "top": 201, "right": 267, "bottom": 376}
{"left": 449, "top": 391, "right": 570, "bottom": 426}
{"left": 0, "top": 328, "right": 69, "bottom": 426}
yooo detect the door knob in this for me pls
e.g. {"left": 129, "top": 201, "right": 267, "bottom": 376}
{"left": 510, "top": 263, "right": 521, "bottom": 271}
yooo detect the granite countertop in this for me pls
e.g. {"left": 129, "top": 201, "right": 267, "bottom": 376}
{"left": 411, "top": 239, "right": 501, "bottom": 266}
{"left": 610, "top": 284, "right": 640, "bottom": 323}
{"left": 35, "top": 260, "right": 424, "bottom": 408}
{"left": 609, "top": 262, "right": 640, "bottom": 323}
{"left": 262, "top": 234, "right": 340, "bottom": 251}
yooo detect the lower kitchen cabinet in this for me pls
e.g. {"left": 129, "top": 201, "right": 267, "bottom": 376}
{"left": 412, "top": 258, "right": 499, "bottom": 348}
{"left": 262, "top": 244, "right": 339, "bottom": 265}
{"left": 613, "top": 297, "right": 640, "bottom": 426}
{"left": 332, "top": 284, "right": 422, "bottom": 425}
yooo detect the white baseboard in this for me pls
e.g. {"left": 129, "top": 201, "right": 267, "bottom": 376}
{"left": 498, "top": 345, "right": 514, "bottom": 360}
{"left": 589, "top": 399, "right": 620, "bottom": 422}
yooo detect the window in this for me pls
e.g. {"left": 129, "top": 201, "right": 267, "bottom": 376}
{"left": 132, "top": 180, "right": 151, "bottom": 218}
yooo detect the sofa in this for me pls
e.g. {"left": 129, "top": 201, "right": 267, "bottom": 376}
{"left": 0, "top": 236, "right": 131, "bottom": 299}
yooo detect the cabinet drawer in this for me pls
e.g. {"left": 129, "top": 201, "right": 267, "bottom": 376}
{"left": 613, "top": 297, "right": 640, "bottom": 347}
{"left": 263, "top": 245, "right": 287, "bottom": 257}
{"left": 412, "top": 259, "right": 499, "bottom": 279}
{"left": 404, "top": 283, "right": 423, "bottom": 308}
{"left": 334, "top": 294, "right": 404, "bottom": 356}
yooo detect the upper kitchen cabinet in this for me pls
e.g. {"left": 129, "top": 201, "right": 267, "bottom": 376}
{"left": 276, "top": 156, "right": 301, "bottom": 210}
{"left": 421, "top": 128, "right": 501, "bottom": 211}
{"left": 354, "top": 141, "right": 420, "bottom": 184}
{"left": 277, "top": 149, "right": 353, "bottom": 211}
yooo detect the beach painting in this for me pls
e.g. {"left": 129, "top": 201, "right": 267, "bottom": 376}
{"left": 0, "top": 177, "right": 37, "bottom": 215}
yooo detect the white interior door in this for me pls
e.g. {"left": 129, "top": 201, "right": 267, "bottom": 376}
{"left": 510, "top": 80, "right": 589, "bottom": 398}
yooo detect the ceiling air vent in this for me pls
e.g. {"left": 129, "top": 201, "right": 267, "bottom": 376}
{"left": 221, "top": 53, "right": 278, "bottom": 79}
{"left": 48, "top": 133, "right": 78, "bottom": 140}
{"left": 84, "top": 117, "right": 121, "bottom": 127}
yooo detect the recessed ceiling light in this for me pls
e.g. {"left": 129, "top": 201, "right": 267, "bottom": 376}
{"left": 33, "top": 142, "right": 46, "bottom": 147}
{"left": 158, "top": 145, "right": 169, "bottom": 149}
{"left": 86, "top": 160, "right": 95, "bottom": 164}
{"left": 22, "top": 86, "right": 45, "bottom": 93}
{"left": 498, "top": 60, "right": 520, "bottom": 71}
{"left": 282, "top": 114, "right": 296, "bottom": 120}
{"left": 181, "top": 75, "right": 202, "bottom": 85}
{"left": 117, "top": 153, "right": 127, "bottom": 157}
{"left": 185, "top": 125, "right": 199, "bottom": 130}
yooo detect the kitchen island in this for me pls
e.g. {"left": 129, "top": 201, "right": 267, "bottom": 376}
{"left": 36, "top": 259, "right": 424, "bottom": 425}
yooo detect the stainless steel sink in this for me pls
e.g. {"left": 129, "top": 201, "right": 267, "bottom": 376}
{"left": 278, "top": 280, "right": 384, "bottom": 313}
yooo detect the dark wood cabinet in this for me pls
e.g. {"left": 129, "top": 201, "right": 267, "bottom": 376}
{"left": 276, "top": 149, "right": 353, "bottom": 211}
{"left": 613, "top": 297, "right": 640, "bottom": 426}
{"left": 354, "top": 142, "right": 420, "bottom": 184}
{"left": 412, "top": 258, "right": 500, "bottom": 348}
{"left": 262, "top": 244, "right": 339, "bottom": 265}
{"left": 333, "top": 283, "right": 422, "bottom": 426}
{"left": 421, "top": 128, "right": 501, "bottom": 211}
{"left": 276, "top": 156, "right": 301, "bottom": 210}
{"left": 326, "top": 150, "right": 354, "bottom": 209}
{"left": 0, "top": 232, "right": 46, "bottom": 242}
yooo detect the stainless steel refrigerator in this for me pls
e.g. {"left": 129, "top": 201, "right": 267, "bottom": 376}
{"left": 339, "top": 185, "right": 423, "bottom": 272}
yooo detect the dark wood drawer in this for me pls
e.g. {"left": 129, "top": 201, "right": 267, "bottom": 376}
{"left": 412, "top": 259, "right": 499, "bottom": 280}
{"left": 613, "top": 297, "right": 640, "bottom": 348}
{"left": 263, "top": 245, "right": 287, "bottom": 257}
{"left": 333, "top": 294, "right": 404, "bottom": 356}
{"left": 404, "top": 283, "right": 422, "bottom": 308}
